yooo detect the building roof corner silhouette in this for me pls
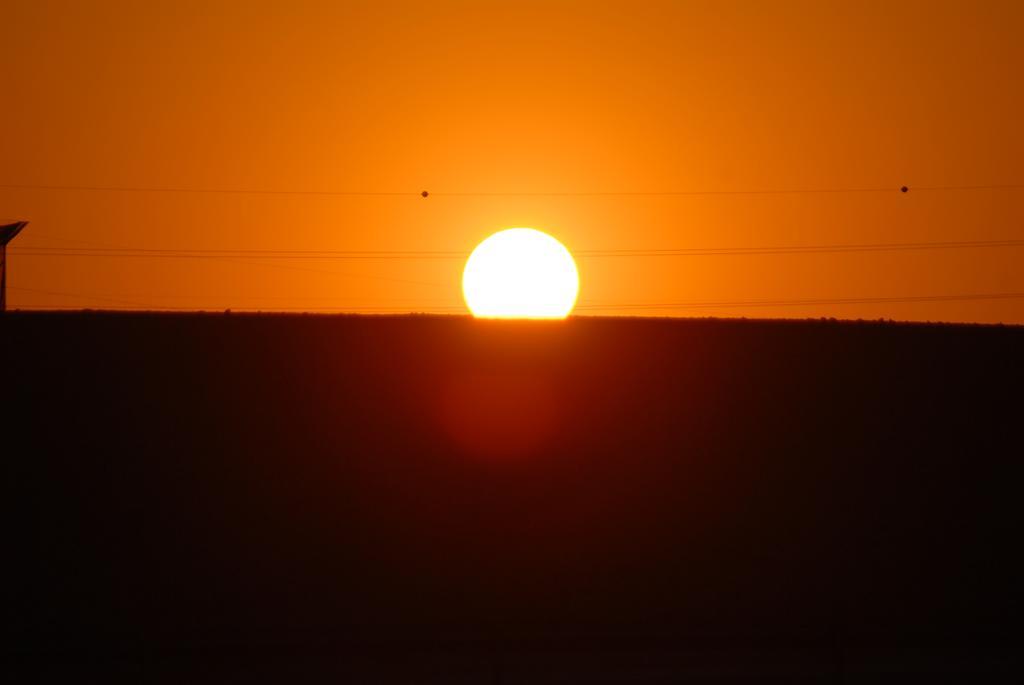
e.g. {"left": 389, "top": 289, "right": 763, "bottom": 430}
{"left": 1, "top": 221, "right": 28, "bottom": 312}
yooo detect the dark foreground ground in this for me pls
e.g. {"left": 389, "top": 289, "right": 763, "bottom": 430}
{"left": 5, "top": 313, "right": 1022, "bottom": 682}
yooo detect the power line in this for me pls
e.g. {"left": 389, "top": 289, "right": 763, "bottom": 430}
{"left": 2, "top": 182, "right": 1023, "bottom": 197}
{"left": 0, "top": 183, "right": 412, "bottom": 197}
{"left": 11, "top": 237, "right": 1024, "bottom": 260}
{"left": 432, "top": 184, "right": 1024, "bottom": 197}
{"left": 575, "top": 293, "right": 1024, "bottom": 311}
{"left": 11, "top": 247, "right": 465, "bottom": 259}
{"left": 6, "top": 286, "right": 463, "bottom": 311}
{"left": 10, "top": 291, "right": 1024, "bottom": 314}
{"left": 8, "top": 285, "right": 455, "bottom": 304}
{"left": 10, "top": 233, "right": 450, "bottom": 286}
{"left": 182, "top": 253, "right": 451, "bottom": 287}
{"left": 9, "top": 305, "right": 466, "bottom": 313}
{"left": 580, "top": 238, "right": 1024, "bottom": 257}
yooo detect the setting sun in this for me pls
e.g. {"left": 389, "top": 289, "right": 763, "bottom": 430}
{"left": 462, "top": 228, "right": 579, "bottom": 319}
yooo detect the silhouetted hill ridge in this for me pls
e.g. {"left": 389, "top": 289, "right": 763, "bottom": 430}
{"left": 5, "top": 313, "right": 1020, "bottom": 679}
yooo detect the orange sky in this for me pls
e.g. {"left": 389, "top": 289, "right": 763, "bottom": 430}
{"left": 2, "top": 0, "right": 1022, "bottom": 322}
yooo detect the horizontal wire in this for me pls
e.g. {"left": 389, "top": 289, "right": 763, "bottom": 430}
{"left": 6, "top": 285, "right": 453, "bottom": 305}
{"left": 11, "top": 238, "right": 1024, "bottom": 260}
{"left": 7, "top": 286, "right": 463, "bottom": 312}
{"left": 3, "top": 182, "right": 1023, "bottom": 197}
{"left": 581, "top": 238, "right": 1024, "bottom": 257}
{"left": 12, "top": 249, "right": 465, "bottom": 259}
{"left": 433, "top": 185, "right": 1024, "bottom": 197}
{"left": 12, "top": 304, "right": 467, "bottom": 313}
{"left": 575, "top": 293, "right": 1024, "bottom": 310}
{"left": 0, "top": 183, "right": 412, "bottom": 196}
{"left": 10, "top": 292, "right": 1024, "bottom": 314}
{"left": 8, "top": 234, "right": 454, "bottom": 286}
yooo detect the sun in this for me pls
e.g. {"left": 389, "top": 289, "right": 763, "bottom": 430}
{"left": 462, "top": 228, "right": 579, "bottom": 319}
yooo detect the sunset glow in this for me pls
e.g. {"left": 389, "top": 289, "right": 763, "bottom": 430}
{"left": 462, "top": 229, "right": 579, "bottom": 319}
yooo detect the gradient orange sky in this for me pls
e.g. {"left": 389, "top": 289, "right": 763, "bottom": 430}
{"left": 2, "top": 0, "right": 1022, "bottom": 322}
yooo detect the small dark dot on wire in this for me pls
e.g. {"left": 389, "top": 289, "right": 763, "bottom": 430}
{"left": 421, "top": 191, "right": 429, "bottom": 198}
{"left": 900, "top": 186, "right": 909, "bottom": 193}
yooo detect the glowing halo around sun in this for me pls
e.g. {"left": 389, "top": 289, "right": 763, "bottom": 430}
{"left": 462, "top": 228, "right": 580, "bottom": 319}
